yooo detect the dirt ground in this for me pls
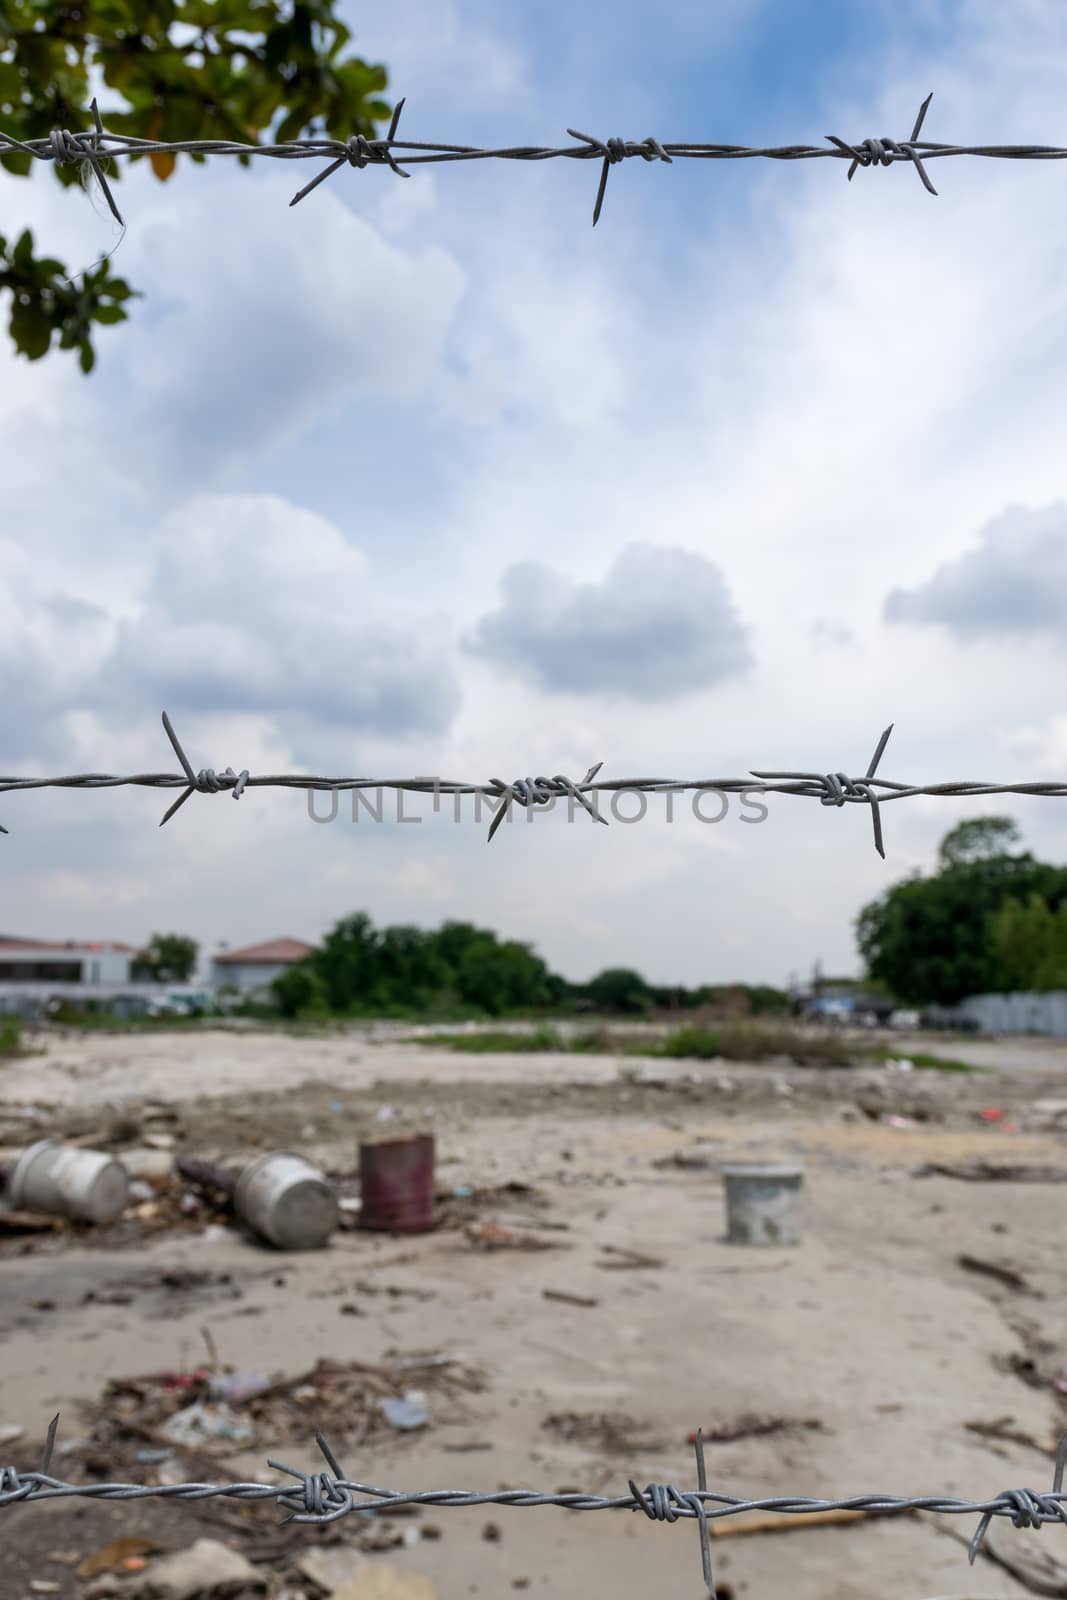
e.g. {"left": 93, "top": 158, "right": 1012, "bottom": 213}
{"left": 3, "top": 1024, "right": 1067, "bottom": 1600}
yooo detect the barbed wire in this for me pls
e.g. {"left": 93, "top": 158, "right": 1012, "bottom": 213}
{"left": 2, "top": 713, "right": 1067, "bottom": 858}
{"left": 5, "top": 92, "right": 1067, "bottom": 227}
{"left": 3, "top": 1419, "right": 1067, "bottom": 1597}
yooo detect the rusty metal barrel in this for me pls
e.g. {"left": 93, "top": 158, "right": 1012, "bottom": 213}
{"left": 358, "top": 1133, "right": 435, "bottom": 1232}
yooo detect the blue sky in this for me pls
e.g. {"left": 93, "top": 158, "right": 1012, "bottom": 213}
{"left": 4, "top": 0, "right": 1067, "bottom": 986}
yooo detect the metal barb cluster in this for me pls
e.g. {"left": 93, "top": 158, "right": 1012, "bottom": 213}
{"left": 5, "top": 93, "right": 1067, "bottom": 226}
{"left": 4, "top": 714, "right": 1067, "bottom": 857}
{"left": 3, "top": 1420, "right": 1067, "bottom": 1598}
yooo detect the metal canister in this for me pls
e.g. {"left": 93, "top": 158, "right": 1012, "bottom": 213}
{"left": 8, "top": 1140, "right": 129, "bottom": 1224}
{"left": 358, "top": 1133, "right": 435, "bottom": 1233}
{"left": 721, "top": 1161, "right": 804, "bottom": 1246}
{"left": 234, "top": 1151, "right": 337, "bottom": 1249}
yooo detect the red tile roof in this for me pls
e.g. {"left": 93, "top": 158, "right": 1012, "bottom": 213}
{"left": 213, "top": 938, "right": 315, "bottom": 966}
{"left": 0, "top": 937, "right": 137, "bottom": 953}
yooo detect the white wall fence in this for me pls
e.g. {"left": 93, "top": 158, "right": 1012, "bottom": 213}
{"left": 928, "top": 990, "right": 1067, "bottom": 1038}
{"left": 0, "top": 982, "right": 211, "bottom": 1019}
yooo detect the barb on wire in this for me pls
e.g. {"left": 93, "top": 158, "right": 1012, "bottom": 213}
{"left": 4, "top": 1418, "right": 1067, "bottom": 1598}
{"left": 4, "top": 93, "right": 1067, "bottom": 226}
{"left": 4, "top": 714, "right": 1067, "bottom": 857}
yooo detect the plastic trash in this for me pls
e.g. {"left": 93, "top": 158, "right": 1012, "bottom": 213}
{"left": 380, "top": 1390, "right": 429, "bottom": 1430}
{"left": 208, "top": 1370, "right": 272, "bottom": 1403}
{"left": 160, "top": 1401, "right": 253, "bottom": 1445}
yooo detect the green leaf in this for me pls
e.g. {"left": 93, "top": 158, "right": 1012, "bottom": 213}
{"left": 9, "top": 302, "right": 53, "bottom": 360}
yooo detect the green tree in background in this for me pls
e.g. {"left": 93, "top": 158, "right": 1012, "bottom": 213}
{"left": 284, "top": 913, "right": 560, "bottom": 1019}
{"left": 857, "top": 817, "right": 1067, "bottom": 1005}
{"left": 989, "top": 893, "right": 1067, "bottom": 992}
{"left": 272, "top": 960, "right": 329, "bottom": 1019}
{"left": 0, "top": 0, "right": 391, "bottom": 370}
{"left": 938, "top": 816, "right": 1022, "bottom": 869}
{"left": 583, "top": 966, "right": 654, "bottom": 1014}
{"left": 133, "top": 931, "right": 198, "bottom": 981}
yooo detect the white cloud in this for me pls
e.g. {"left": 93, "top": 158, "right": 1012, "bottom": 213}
{"left": 884, "top": 503, "right": 1067, "bottom": 638}
{"left": 467, "top": 543, "right": 753, "bottom": 699}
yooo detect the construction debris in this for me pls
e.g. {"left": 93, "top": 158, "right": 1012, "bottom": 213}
{"left": 78, "top": 1354, "right": 486, "bottom": 1473}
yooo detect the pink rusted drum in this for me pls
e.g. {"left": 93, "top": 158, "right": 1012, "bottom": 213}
{"left": 358, "top": 1133, "right": 435, "bottom": 1232}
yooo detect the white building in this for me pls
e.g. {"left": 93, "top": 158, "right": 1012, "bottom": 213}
{"left": 0, "top": 936, "right": 136, "bottom": 986}
{"left": 211, "top": 938, "right": 316, "bottom": 996}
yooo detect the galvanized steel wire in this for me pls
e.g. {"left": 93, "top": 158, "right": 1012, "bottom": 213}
{"left": 3, "top": 1419, "right": 1067, "bottom": 1597}
{"left": 3, "top": 713, "right": 1067, "bottom": 857}
{"left": 4, "top": 93, "right": 1067, "bottom": 226}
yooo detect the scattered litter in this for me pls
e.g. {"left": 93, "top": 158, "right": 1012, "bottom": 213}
{"left": 208, "top": 1369, "right": 272, "bottom": 1403}
{"left": 957, "top": 1254, "right": 1038, "bottom": 1296}
{"left": 885, "top": 1115, "right": 918, "bottom": 1129}
{"left": 381, "top": 1391, "right": 429, "bottom": 1430}
{"left": 296, "top": 1547, "right": 366, "bottom": 1592}
{"left": 376, "top": 1106, "right": 397, "bottom": 1122}
{"left": 0, "top": 1208, "right": 64, "bottom": 1234}
{"left": 543, "top": 1411, "right": 667, "bottom": 1455}
{"left": 980, "top": 1107, "right": 1006, "bottom": 1122}
{"left": 123, "top": 1537, "right": 265, "bottom": 1599}
{"left": 161, "top": 1400, "right": 254, "bottom": 1446}
{"left": 965, "top": 1417, "right": 1061, "bottom": 1454}
{"left": 464, "top": 1221, "right": 563, "bottom": 1251}
{"left": 708, "top": 1508, "right": 873, "bottom": 1539}
{"left": 1054, "top": 1371, "right": 1067, "bottom": 1396}
{"left": 686, "top": 1415, "right": 824, "bottom": 1446}
{"left": 652, "top": 1151, "right": 716, "bottom": 1171}
{"left": 80, "top": 1354, "right": 485, "bottom": 1473}
{"left": 941, "top": 1519, "right": 1067, "bottom": 1595}
{"left": 913, "top": 1161, "right": 1067, "bottom": 1182}
{"left": 77, "top": 1537, "right": 162, "bottom": 1580}
{"left": 542, "top": 1288, "right": 599, "bottom": 1308}
{"left": 596, "top": 1243, "right": 664, "bottom": 1270}
{"left": 352, "top": 1279, "right": 435, "bottom": 1303}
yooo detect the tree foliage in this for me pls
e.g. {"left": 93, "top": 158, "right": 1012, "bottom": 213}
{"left": 268, "top": 911, "right": 788, "bottom": 1021}
{"left": 857, "top": 818, "right": 1067, "bottom": 1005}
{"left": 133, "top": 930, "right": 198, "bottom": 981}
{"left": 937, "top": 815, "right": 1022, "bottom": 870}
{"left": 0, "top": 0, "right": 391, "bottom": 368}
{"left": 279, "top": 914, "right": 560, "bottom": 1020}
{"left": 989, "top": 893, "right": 1067, "bottom": 992}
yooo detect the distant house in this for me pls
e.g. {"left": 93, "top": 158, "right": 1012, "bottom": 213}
{"left": 0, "top": 936, "right": 137, "bottom": 986}
{"left": 211, "top": 938, "right": 316, "bottom": 996}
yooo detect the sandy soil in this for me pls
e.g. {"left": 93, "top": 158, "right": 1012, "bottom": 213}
{"left": 3, "top": 1025, "right": 1067, "bottom": 1600}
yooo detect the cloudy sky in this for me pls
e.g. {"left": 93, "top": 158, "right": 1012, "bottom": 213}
{"left": 4, "top": 0, "right": 1067, "bottom": 986}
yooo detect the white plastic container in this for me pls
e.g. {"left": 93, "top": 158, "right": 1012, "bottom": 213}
{"left": 721, "top": 1162, "right": 803, "bottom": 1246}
{"left": 234, "top": 1151, "right": 337, "bottom": 1250}
{"left": 8, "top": 1140, "right": 129, "bottom": 1223}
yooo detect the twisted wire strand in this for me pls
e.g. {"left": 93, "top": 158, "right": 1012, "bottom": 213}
{"left": 3, "top": 93, "right": 1067, "bottom": 226}
{"left": 3, "top": 1421, "right": 1067, "bottom": 1597}
{"left": 2, "top": 713, "right": 1067, "bottom": 857}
